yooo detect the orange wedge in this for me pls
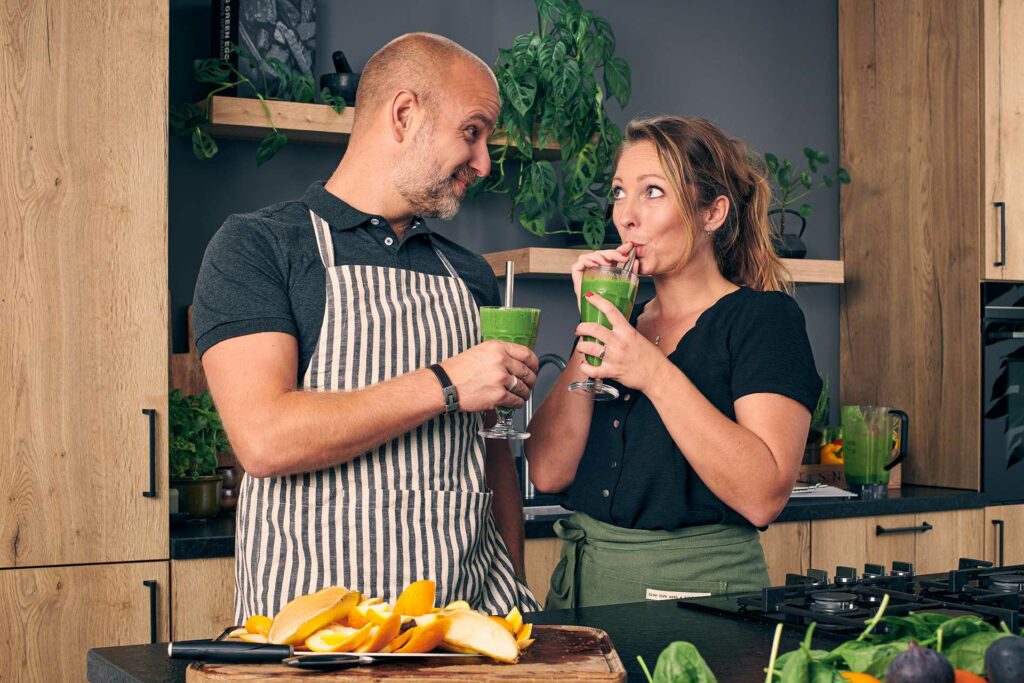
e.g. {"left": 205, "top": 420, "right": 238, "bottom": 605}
{"left": 444, "top": 599, "right": 472, "bottom": 611}
{"left": 518, "top": 638, "right": 535, "bottom": 650}
{"left": 244, "top": 614, "right": 272, "bottom": 637}
{"left": 505, "top": 607, "right": 523, "bottom": 633}
{"left": 393, "top": 579, "right": 436, "bottom": 617}
{"left": 226, "top": 627, "right": 248, "bottom": 639}
{"left": 305, "top": 623, "right": 373, "bottom": 653}
{"left": 356, "top": 613, "right": 402, "bottom": 653}
{"left": 441, "top": 608, "right": 519, "bottom": 663}
{"left": 394, "top": 616, "right": 450, "bottom": 653}
{"left": 516, "top": 622, "right": 533, "bottom": 644}
{"left": 380, "top": 627, "right": 416, "bottom": 653}
{"left": 348, "top": 597, "right": 384, "bottom": 628}
{"left": 238, "top": 632, "right": 268, "bottom": 644}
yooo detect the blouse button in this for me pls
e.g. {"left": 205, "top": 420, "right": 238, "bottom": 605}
{"left": 384, "top": 237, "right": 394, "bottom": 246}
{"left": 610, "top": 461, "right": 618, "bottom": 469}
{"left": 370, "top": 218, "right": 381, "bottom": 226}
{"left": 623, "top": 394, "right": 631, "bottom": 401}
{"left": 612, "top": 419, "right": 620, "bottom": 428}
{"left": 601, "top": 489, "right": 610, "bottom": 498}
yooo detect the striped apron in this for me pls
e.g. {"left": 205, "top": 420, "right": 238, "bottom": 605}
{"left": 234, "top": 210, "right": 539, "bottom": 622}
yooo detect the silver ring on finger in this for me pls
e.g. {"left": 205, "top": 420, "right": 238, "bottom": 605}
{"left": 597, "top": 346, "right": 607, "bottom": 361}
{"left": 507, "top": 375, "right": 520, "bottom": 393}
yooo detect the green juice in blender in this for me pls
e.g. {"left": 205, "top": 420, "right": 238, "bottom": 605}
{"left": 580, "top": 274, "right": 638, "bottom": 366}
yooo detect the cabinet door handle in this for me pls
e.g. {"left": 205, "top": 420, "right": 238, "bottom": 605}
{"left": 994, "top": 201, "right": 1007, "bottom": 267}
{"left": 992, "top": 519, "right": 1005, "bottom": 567}
{"left": 142, "top": 409, "right": 156, "bottom": 498}
{"left": 876, "top": 521, "right": 933, "bottom": 535}
{"left": 143, "top": 580, "right": 158, "bottom": 643}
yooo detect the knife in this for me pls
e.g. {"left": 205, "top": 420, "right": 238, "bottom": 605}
{"left": 168, "top": 639, "right": 293, "bottom": 663}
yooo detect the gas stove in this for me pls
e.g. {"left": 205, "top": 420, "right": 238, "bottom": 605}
{"left": 679, "top": 558, "right": 1022, "bottom": 641}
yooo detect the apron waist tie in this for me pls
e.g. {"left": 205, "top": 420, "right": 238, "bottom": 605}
{"left": 549, "top": 516, "right": 587, "bottom": 608}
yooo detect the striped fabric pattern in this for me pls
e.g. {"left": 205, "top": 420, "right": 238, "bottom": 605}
{"left": 234, "top": 210, "right": 539, "bottom": 622}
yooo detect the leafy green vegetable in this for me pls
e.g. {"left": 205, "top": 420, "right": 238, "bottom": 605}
{"left": 648, "top": 642, "right": 717, "bottom": 683}
{"left": 169, "top": 389, "right": 230, "bottom": 480}
{"left": 945, "top": 631, "right": 1011, "bottom": 674}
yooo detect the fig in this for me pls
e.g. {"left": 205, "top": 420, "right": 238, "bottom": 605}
{"left": 986, "top": 635, "right": 1024, "bottom": 683}
{"left": 886, "top": 642, "right": 954, "bottom": 683}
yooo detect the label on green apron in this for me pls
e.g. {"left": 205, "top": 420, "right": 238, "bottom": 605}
{"left": 645, "top": 588, "right": 712, "bottom": 600}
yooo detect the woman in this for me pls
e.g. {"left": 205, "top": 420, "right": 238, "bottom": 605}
{"left": 526, "top": 116, "right": 822, "bottom": 609}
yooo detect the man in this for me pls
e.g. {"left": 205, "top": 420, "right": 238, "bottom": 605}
{"left": 193, "top": 33, "right": 542, "bottom": 621}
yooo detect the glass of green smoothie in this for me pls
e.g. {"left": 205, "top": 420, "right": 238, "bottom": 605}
{"left": 568, "top": 265, "right": 639, "bottom": 400}
{"left": 478, "top": 306, "right": 541, "bottom": 439}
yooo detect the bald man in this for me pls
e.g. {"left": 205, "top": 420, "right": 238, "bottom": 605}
{"left": 194, "top": 33, "right": 542, "bottom": 619}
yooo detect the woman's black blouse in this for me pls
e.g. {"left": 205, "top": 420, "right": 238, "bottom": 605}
{"left": 563, "top": 287, "right": 822, "bottom": 530}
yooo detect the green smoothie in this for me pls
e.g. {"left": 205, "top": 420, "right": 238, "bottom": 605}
{"left": 480, "top": 306, "right": 541, "bottom": 348}
{"left": 580, "top": 272, "right": 638, "bottom": 367}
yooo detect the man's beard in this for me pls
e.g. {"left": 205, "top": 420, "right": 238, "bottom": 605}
{"left": 393, "top": 127, "right": 477, "bottom": 220}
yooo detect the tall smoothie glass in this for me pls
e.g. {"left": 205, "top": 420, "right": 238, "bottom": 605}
{"left": 568, "top": 265, "right": 639, "bottom": 400}
{"left": 478, "top": 306, "right": 541, "bottom": 439}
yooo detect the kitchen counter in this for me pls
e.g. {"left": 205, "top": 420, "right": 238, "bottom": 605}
{"left": 171, "top": 485, "right": 1005, "bottom": 560}
{"left": 86, "top": 599, "right": 825, "bottom": 682}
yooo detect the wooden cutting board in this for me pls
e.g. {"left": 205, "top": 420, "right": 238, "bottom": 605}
{"left": 185, "top": 625, "right": 625, "bottom": 682}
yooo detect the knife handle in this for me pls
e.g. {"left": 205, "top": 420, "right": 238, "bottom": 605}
{"left": 168, "top": 640, "right": 293, "bottom": 663}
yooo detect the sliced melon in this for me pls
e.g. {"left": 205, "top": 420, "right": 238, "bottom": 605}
{"left": 268, "top": 587, "right": 359, "bottom": 645}
{"left": 441, "top": 608, "right": 519, "bottom": 663}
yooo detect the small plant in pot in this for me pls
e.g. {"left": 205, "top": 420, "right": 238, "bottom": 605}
{"left": 169, "top": 389, "right": 231, "bottom": 519}
{"left": 763, "top": 148, "right": 850, "bottom": 258}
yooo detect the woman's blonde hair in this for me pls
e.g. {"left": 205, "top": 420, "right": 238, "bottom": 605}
{"left": 615, "top": 116, "right": 790, "bottom": 292}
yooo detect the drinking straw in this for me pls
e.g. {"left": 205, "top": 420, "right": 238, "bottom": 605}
{"left": 504, "top": 260, "right": 515, "bottom": 307}
{"left": 622, "top": 244, "right": 637, "bottom": 274}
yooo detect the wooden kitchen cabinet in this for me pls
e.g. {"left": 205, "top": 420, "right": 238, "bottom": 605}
{"left": 984, "top": 1, "right": 1024, "bottom": 280}
{"left": 524, "top": 537, "right": 562, "bottom": 607}
{"left": 760, "top": 522, "right": 810, "bottom": 586}
{"left": 810, "top": 510, "right": 984, "bottom": 577}
{"left": 985, "top": 504, "right": 1024, "bottom": 566}
{"left": 0, "top": 562, "right": 168, "bottom": 683}
{"left": 171, "top": 558, "right": 237, "bottom": 641}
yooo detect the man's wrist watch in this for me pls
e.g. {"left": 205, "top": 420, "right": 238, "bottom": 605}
{"left": 427, "top": 364, "right": 459, "bottom": 414}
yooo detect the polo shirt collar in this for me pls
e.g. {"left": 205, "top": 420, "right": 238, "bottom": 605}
{"left": 302, "top": 181, "right": 433, "bottom": 236}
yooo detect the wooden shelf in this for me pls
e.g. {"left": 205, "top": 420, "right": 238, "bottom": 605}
{"left": 201, "top": 96, "right": 560, "bottom": 157}
{"left": 482, "top": 247, "right": 845, "bottom": 284}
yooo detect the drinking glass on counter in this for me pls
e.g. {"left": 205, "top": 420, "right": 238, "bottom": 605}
{"left": 568, "top": 265, "right": 639, "bottom": 400}
{"left": 478, "top": 306, "right": 541, "bottom": 439}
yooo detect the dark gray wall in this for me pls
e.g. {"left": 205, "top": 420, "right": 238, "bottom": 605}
{"left": 170, "top": 0, "right": 840, "bottom": 415}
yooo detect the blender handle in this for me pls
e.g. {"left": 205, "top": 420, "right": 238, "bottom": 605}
{"left": 883, "top": 409, "right": 909, "bottom": 470}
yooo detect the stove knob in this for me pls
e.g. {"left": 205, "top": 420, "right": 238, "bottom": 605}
{"left": 834, "top": 566, "right": 858, "bottom": 585}
{"left": 864, "top": 563, "right": 886, "bottom": 579}
{"left": 891, "top": 561, "right": 914, "bottom": 577}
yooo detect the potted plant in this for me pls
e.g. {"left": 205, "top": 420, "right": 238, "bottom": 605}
{"left": 169, "top": 389, "right": 231, "bottom": 519}
{"left": 471, "top": 0, "right": 632, "bottom": 249}
{"left": 763, "top": 147, "right": 850, "bottom": 258}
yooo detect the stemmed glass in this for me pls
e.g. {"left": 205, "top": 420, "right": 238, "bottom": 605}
{"left": 478, "top": 306, "right": 541, "bottom": 439}
{"left": 568, "top": 265, "right": 639, "bottom": 400}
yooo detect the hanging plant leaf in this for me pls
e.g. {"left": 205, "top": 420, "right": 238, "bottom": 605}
{"left": 320, "top": 87, "right": 347, "bottom": 114}
{"left": 581, "top": 209, "right": 606, "bottom": 250}
{"left": 193, "top": 58, "right": 232, "bottom": 84}
{"left": 256, "top": 130, "right": 288, "bottom": 166}
{"left": 603, "top": 56, "right": 631, "bottom": 108}
{"left": 291, "top": 73, "right": 315, "bottom": 104}
{"left": 170, "top": 103, "right": 209, "bottom": 136}
{"left": 191, "top": 127, "right": 218, "bottom": 159}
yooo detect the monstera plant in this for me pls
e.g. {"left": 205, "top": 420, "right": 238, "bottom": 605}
{"left": 472, "top": 0, "right": 632, "bottom": 249}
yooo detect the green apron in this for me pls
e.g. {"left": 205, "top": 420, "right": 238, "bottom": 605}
{"left": 546, "top": 512, "right": 769, "bottom": 609}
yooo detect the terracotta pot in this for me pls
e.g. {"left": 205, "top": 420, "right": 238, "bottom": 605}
{"left": 171, "top": 475, "right": 223, "bottom": 519}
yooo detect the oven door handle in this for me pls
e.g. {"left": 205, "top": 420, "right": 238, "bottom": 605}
{"left": 876, "top": 522, "right": 933, "bottom": 536}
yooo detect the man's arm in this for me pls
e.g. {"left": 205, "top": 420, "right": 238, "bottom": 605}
{"left": 203, "top": 332, "right": 539, "bottom": 478}
{"left": 484, "top": 417, "right": 526, "bottom": 580}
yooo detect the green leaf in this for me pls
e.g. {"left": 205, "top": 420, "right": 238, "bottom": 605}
{"left": 764, "top": 153, "right": 779, "bottom": 173}
{"left": 603, "top": 56, "right": 631, "bottom": 108}
{"left": 592, "top": 15, "right": 616, "bottom": 61}
{"left": 191, "top": 127, "right": 218, "bottom": 160}
{"left": 320, "top": 87, "right": 347, "bottom": 114}
{"left": 193, "top": 58, "right": 232, "bottom": 83}
{"left": 581, "top": 210, "right": 606, "bottom": 250}
{"left": 837, "top": 168, "right": 851, "bottom": 183}
{"left": 817, "top": 151, "right": 829, "bottom": 164}
{"left": 823, "top": 176, "right": 833, "bottom": 188}
{"left": 799, "top": 203, "right": 812, "bottom": 219}
{"left": 291, "top": 73, "right": 315, "bottom": 103}
{"left": 169, "top": 103, "right": 208, "bottom": 136}
{"left": 800, "top": 171, "right": 812, "bottom": 189}
{"left": 946, "top": 632, "right": 1010, "bottom": 674}
{"left": 804, "top": 147, "right": 817, "bottom": 160}
{"left": 502, "top": 70, "right": 537, "bottom": 116}
{"left": 650, "top": 642, "right": 718, "bottom": 683}
{"left": 558, "top": 59, "right": 581, "bottom": 104}
{"left": 565, "top": 141, "right": 600, "bottom": 200}
{"left": 256, "top": 130, "right": 288, "bottom": 165}
{"left": 264, "top": 57, "right": 293, "bottom": 99}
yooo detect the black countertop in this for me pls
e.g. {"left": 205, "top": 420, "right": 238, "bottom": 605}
{"left": 171, "top": 485, "right": 1003, "bottom": 560}
{"left": 86, "top": 599, "right": 823, "bottom": 682}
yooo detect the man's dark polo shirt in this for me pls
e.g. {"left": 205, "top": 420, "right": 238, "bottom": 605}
{"left": 193, "top": 182, "right": 501, "bottom": 385}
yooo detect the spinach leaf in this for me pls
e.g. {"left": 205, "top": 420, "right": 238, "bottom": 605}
{"left": 651, "top": 642, "right": 718, "bottom": 683}
{"left": 945, "top": 631, "right": 1011, "bottom": 674}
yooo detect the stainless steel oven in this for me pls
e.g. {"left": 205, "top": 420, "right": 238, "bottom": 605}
{"left": 982, "top": 282, "right": 1024, "bottom": 503}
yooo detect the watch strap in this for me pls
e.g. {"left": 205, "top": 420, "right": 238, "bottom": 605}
{"left": 427, "top": 364, "right": 459, "bottom": 414}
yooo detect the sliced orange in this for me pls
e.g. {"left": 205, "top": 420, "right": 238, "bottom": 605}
{"left": 356, "top": 613, "right": 402, "bottom": 653}
{"left": 226, "top": 627, "right": 248, "bottom": 639}
{"left": 516, "top": 622, "right": 533, "bottom": 643}
{"left": 444, "top": 600, "right": 472, "bottom": 611}
{"left": 305, "top": 623, "right": 373, "bottom": 653}
{"left": 348, "top": 597, "right": 385, "bottom": 628}
{"left": 380, "top": 628, "right": 416, "bottom": 653}
{"left": 518, "top": 638, "right": 535, "bottom": 650}
{"left": 268, "top": 587, "right": 359, "bottom": 645}
{"left": 504, "top": 607, "right": 523, "bottom": 633}
{"left": 394, "top": 616, "right": 450, "bottom": 653}
{"left": 238, "top": 632, "right": 268, "bottom": 644}
{"left": 442, "top": 608, "right": 519, "bottom": 663}
{"left": 244, "top": 614, "right": 272, "bottom": 636}
{"left": 393, "top": 579, "right": 436, "bottom": 617}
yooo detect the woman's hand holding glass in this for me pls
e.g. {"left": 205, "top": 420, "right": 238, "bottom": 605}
{"left": 575, "top": 292, "right": 664, "bottom": 394}
{"left": 570, "top": 243, "right": 634, "bottom": 311}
